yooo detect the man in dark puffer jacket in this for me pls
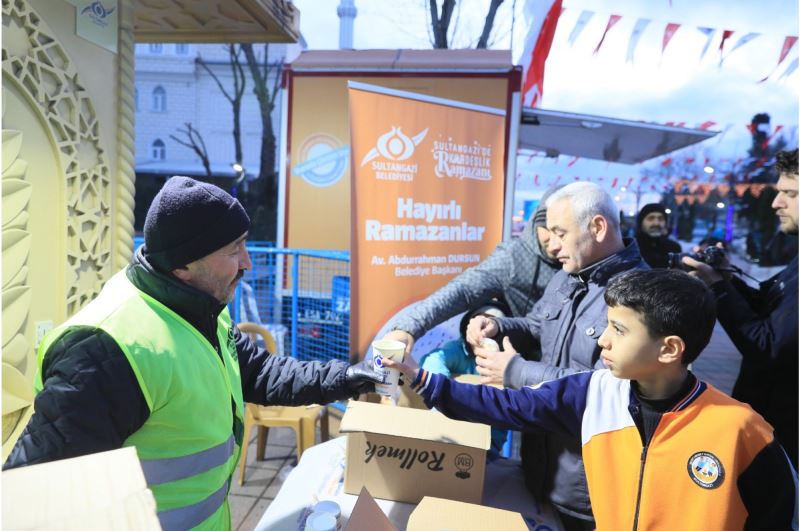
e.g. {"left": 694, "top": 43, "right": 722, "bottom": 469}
{"left": 4, "top": 177, "right": 382, "bottom": 530}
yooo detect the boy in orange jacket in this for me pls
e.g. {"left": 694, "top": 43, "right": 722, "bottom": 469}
{"left": 386, "top": 269, "right": 797, "bottom": 530}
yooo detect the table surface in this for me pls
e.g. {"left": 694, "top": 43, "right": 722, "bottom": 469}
{"left": 255, "top": 436, "right": 563, "bottom": 531}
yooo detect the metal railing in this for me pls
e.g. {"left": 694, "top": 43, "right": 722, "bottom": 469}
{"left": 233, "top": 245, "right": 351, "bottom": 363}
{"left": 132, "top": 237, "right": 351, "bottom": 362}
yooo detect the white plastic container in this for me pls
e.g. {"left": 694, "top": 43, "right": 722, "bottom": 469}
{"left": 305, "top": 511, "right": 337, "bottom": 531}
{"left": 371, "top": 339, "right": 405, "bottom": 398}
{"left": 312, "top": 500, "right": 341, "bottom": 523}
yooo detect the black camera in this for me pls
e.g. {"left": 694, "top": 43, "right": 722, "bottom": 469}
{"left": 666, "top": 246, "right": 726, "bottom": 272}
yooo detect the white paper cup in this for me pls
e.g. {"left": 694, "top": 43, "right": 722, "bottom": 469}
{"left": 371, "top": 339, "right": 405, "bottom": 397}
{"left": 480, "top": 337, "right": 500, "bottom": 352}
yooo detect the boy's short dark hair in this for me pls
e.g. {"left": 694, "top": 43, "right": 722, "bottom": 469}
{"left": 776, "top": 149, "right": 798, "bottom": 178}
{"left": 604, "top": 269, "right": 716, "bottom": 365}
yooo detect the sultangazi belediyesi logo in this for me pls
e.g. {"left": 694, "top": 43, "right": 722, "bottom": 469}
{"left": 361, "top": 127, "right": 428, "bottom": 166}
{"left": 81, "top": 1, "right": 116, "bottom": 27}
{"left": 360, "top": 127, "right": 427, "bottom": 183}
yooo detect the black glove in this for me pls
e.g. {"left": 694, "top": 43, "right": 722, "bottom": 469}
{"left": 344, "top": 360, "right": 385, "bottom": 397}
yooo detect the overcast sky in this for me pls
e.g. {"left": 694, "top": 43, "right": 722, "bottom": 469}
{"left": 292, "top": 0, "right": 799, "bottom": 211}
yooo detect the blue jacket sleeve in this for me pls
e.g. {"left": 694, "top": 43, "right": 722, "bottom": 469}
{"left": 503, "top": 355, "right": 590, "bottom": 389}
{"left": 411, "top": 370, "right": 591, "bottom": 439}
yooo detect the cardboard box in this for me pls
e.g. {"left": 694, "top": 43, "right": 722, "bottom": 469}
{"left": 453, "top": 374, "right": 503, "bottom": 389}
{"left": 2, "top": 447, "right": 161, "bottom": 530}
{"left": 345, "top": 488, "right": 528, "bottom": 531}
{"left": 407, "top": 496, "right": 529, "bottom": 531}
{"left": 345, "top": 487, "right": 397, "bottom": 531}
{"left": 339, "top": 401, "right": 490, "bottom": 504}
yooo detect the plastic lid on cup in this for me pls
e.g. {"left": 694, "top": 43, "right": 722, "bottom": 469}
{"left": 313, "top": 500, "right": 341, "bottom": 520}
{"left": 305, "top": 511, "right": 337, "bottom": 531}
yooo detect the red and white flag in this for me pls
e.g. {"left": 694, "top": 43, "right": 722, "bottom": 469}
{"left": 593, "top": 14, "right": 622, "bottom": 55}
{"left": 661, "top": 23, "right": 681, "bottom": 55}
{"left": 718, "top": 30, "right": 734, "bottom": 65}
{"left": 520, "top": 0, "right": 564, "bottom": 107}
{"left": 759, "top": 36, "right": 798, "bottom": 82}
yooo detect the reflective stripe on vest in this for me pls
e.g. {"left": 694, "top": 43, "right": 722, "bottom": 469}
{"left": 158, "top": 479, "right": 230, "bottom": 531}
{"left": 140, "top": 435, "right": 235, "bottom": 486}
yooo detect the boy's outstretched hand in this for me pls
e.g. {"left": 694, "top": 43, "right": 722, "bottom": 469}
{"left": 380, "top": 357, "right": 419, "bottom": 384}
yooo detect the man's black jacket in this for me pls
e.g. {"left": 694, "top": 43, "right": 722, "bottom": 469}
{"left": 635, "top": 233, "right": 682, "bottom": 269}
{"left": 711, "top": 254, "right": 799, "bottom": 467}
{"left": 4, "top": 249, "right": 353, "bottom": 469}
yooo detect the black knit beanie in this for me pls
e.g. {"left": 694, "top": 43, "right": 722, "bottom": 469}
{"left": 144, "top": 176, "right": 250, "bottom": 271}
{"left": 636, "top": 203, "right": 667, "bottom": 230}
{"left": 531, "top": 184, "right": 564, "bottom": 229}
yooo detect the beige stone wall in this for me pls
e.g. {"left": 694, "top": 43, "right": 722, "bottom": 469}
{"left": 2, "top": 0, "right": 135, "bottom": 459}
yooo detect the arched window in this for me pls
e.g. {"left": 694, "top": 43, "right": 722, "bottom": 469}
{"left": 152, "top": 86, "right": 166, "bottom": 112}
{"left": 175, "top": 43, "right": 189, "bottom": 55}
{"left": 149, "top": 43, "right": 163, "bottom": 54}
{"left": 151, "top": 139, "right": 166, "bottom": 161}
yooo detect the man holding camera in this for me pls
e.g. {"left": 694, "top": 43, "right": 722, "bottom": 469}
{"left": 685, "top": 148, "right": 799, "bottom": 467}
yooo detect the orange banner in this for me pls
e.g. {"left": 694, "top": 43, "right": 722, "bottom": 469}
{"left": 285, "top": 74, "right": 512, "bottom": 251}
{"left": 349, "top": 82, "right": 507, "bottom": 358}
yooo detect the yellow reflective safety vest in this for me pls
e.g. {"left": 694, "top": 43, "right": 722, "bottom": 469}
{"left": 35, "top": 270, "right": 245, "bottom": 530}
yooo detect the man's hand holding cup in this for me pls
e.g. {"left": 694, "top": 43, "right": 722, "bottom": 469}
{"left": 466, "top": 315, "right": 499, "bottom": 347}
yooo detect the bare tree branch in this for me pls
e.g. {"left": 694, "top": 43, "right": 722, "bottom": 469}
{"left": 197, "top": 54, "right": 233, "bottom": 102}
{"left": 429, "top": 0, "right": 456, "bottom": 48}
{"left": 197, "top": 45, "right": 247, "bottom": 165}
{"left": 477, "top": 0, "right": 504, "bottom": 49}
{"left": 239, "top": 42, "right": 285, "bottom": 239}
{"left": 169, "top": 123, "right": 211, "bottom": 176}
{"left": 229, "top": 44, "right": 246, "bottom": 165}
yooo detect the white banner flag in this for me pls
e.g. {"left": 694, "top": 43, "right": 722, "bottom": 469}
{"left": 779, "top": 57, "right": 799, "bottom": 79}
{"left": 726, "top": 32, "right": 760, "bottom": 57}
{"left": 697, "top": 27, "right": 716, "bottom": 61}
{"left": 568, "top": 10, "right": 594, "bottom": 46}
{"left": 626, "top": 18, "right": 651, "bottom": 63}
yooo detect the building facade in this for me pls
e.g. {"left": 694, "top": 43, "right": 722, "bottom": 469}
{"left": 133, "top": 42, "right": 292, "bottom": 229}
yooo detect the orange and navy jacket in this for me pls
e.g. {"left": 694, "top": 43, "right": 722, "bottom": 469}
{"left": 412, "top": 369, "right": 798, "bottom": 530}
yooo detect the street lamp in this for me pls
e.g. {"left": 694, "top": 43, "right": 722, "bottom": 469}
{"left": 231, "top": 162, "right": 246, "bottom": 197}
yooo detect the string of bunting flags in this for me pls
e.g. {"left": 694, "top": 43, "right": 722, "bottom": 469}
{"left": 560, "top": 8, "right": 798, "bottom": 82}
{"left": 516, "top": 173, "right": 776, "bottom": 203}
